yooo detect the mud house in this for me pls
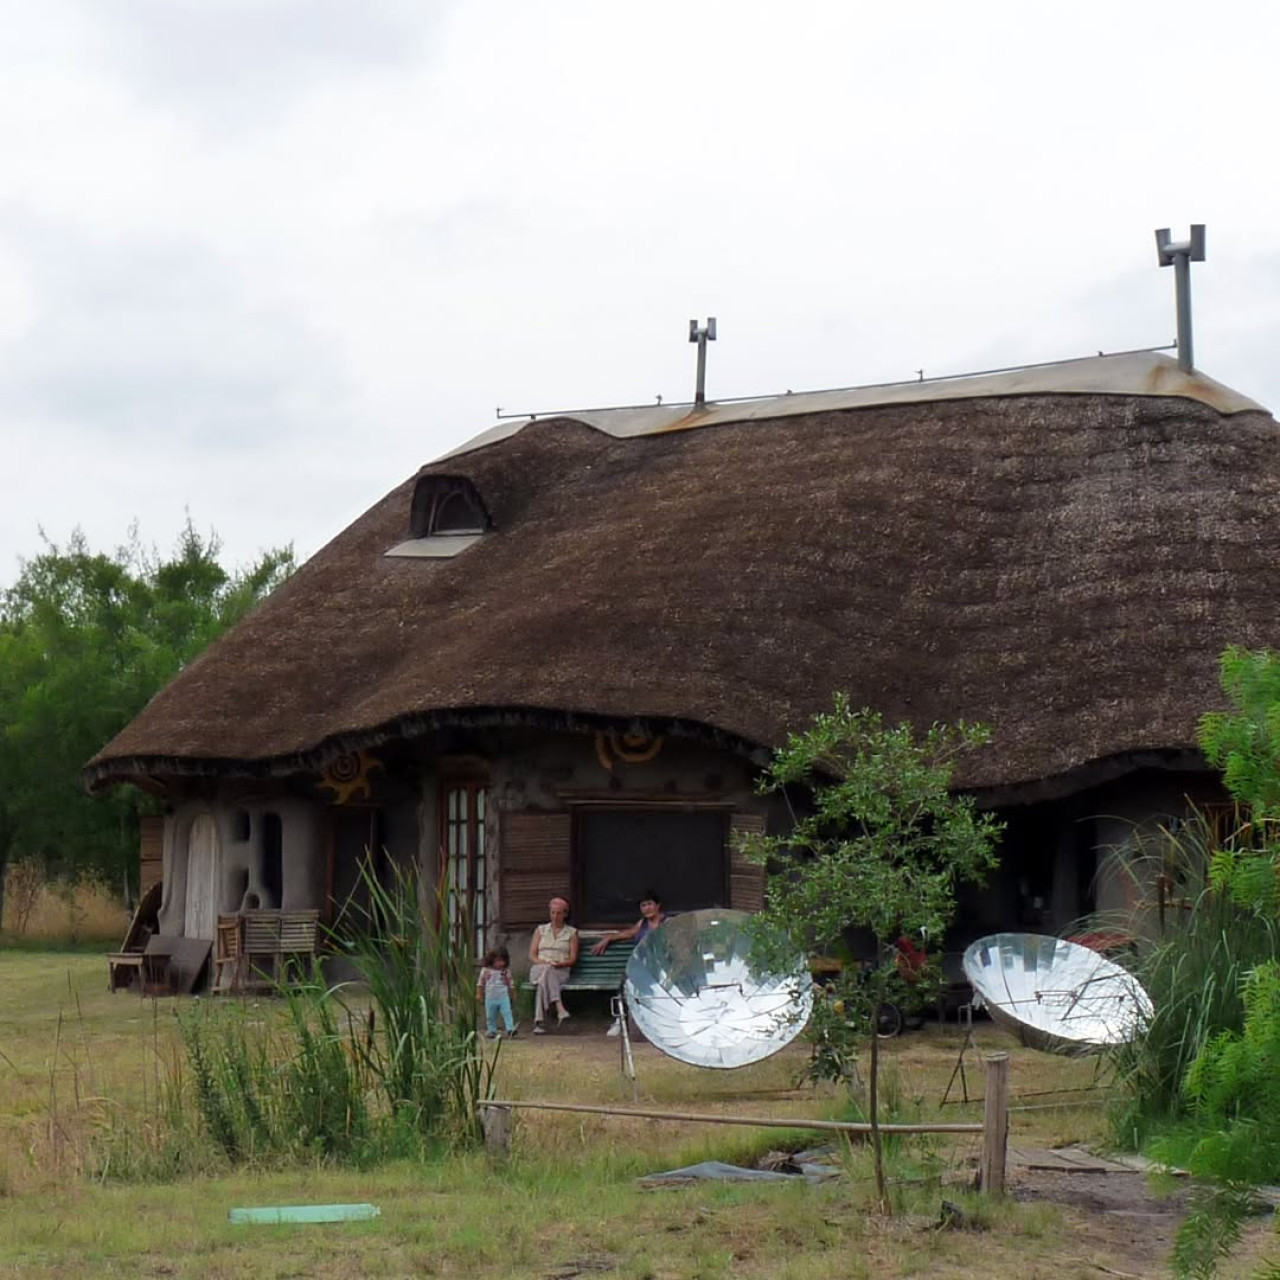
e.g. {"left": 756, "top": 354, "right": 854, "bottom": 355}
{"left": 87, "top": 350, "right": 1280, "bottom": 968}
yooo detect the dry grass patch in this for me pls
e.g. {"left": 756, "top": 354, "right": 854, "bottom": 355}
{"left": 1, "top": 865, "right": 129, "bottom": 944}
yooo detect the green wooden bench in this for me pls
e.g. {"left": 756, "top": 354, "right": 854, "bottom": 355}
{"left": 524, "top": 937, "right": 637, "bottom": 993}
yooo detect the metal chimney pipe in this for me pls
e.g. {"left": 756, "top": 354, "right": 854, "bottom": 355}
{"left": 689, "top": 317, "right": 717, "bottom": 406}
{"left": 1154, "top": 225, "right": 1206, "bottom": 373}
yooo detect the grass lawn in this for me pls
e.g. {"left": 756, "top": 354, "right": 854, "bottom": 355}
{"left": 0, "top": 948, "right": 1179, "bottom": 1279}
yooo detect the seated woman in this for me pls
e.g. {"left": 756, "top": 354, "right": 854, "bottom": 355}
{"left": 528, "top": 896, "right": 580, "bottom": 1034}
{"left": 590, "top": 889, "right": 667, "bottom": 955}
{"left": 591, "top": 890, "right": 668, "bottom": 1038}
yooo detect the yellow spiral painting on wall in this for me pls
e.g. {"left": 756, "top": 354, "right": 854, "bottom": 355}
{"left": 317, "top": 750, "right": 383, "bottom": 803}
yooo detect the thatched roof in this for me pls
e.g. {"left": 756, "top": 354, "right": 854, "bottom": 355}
{"left": 88, "top": 351, "right": 1280, "bottom": 800}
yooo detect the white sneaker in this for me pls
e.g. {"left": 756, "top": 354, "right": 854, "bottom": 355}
{"left": 606, "top": 1017, "right": 622, "bottom": 1038}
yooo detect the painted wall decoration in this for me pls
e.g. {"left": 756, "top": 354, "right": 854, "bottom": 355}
{"left": 317, "top": 750, "right": 383, "bottom": 804}
{"left": 594, "top": 729, "right": 664, "bottom": 772}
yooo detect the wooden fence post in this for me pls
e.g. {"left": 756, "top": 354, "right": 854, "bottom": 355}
{"left": 980, "top": 1052, "right": 1009, "bottom": 1196}
{"left": 480, "top": 1104, "right": 512, "bottom": 1159}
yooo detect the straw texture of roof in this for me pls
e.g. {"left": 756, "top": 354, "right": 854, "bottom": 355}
{"left": 89, "top": 378, "right": 1280, "bottom": 798}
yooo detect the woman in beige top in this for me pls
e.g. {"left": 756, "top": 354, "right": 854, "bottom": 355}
{"left": 529, "top": 896, "right": 579, "bottom": 1033}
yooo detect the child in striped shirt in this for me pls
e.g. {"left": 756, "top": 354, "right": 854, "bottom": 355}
{"left": 478, "top": 946, "right": 518, "bottom": 1039}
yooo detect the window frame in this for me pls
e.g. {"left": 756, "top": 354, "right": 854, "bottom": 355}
{"left": 439, "top": 777, "right": 490, "bottom": 957}
{"left": 410, "top": 476, "right": 489, "bottom": 539}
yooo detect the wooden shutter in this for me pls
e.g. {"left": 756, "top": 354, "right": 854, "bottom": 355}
{"left": 728, "top": 812, "right": 767, "bottom": 912}
{"left": 498, "top": 812, "right": 572, "bottom": 927}
{"left": 139, "top": 815, "right": 165, "bottom": 893}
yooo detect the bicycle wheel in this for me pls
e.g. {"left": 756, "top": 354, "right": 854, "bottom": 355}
{"left": 875, "top": 1002, "right": 904, "bottom": 1039}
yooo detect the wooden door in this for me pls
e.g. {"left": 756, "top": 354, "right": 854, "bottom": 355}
{"left": 185, "top": 813, "right": 221, "bottom": 940}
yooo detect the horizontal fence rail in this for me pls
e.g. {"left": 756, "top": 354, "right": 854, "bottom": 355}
{"left": 478, "top": 1052, "right": 1011, "bottom": 1195}
{"left": 478, "top": 1099, "right": 983, "bottom": 1135}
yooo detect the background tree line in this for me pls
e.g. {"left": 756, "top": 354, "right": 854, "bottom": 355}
{"left": 0, "top": 523, "right": 292, "bottom": 927}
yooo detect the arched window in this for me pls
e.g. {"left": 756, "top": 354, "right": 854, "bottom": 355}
{"left": 388, "top": 476, "right": 490, "bottom": 559}
{"left": 409, "top": 476, "right": 488, "bottom": 538}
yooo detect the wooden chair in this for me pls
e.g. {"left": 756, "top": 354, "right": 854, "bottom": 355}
{"left": 213, "top": 915, "right": 243, "bottom": 994}
{"left": 105, "top": 880, "right": 163, "bottom": 992}
{"left": 106, "top": 930, "right": 150, "bottom": 992}
{"left": 275, "top": 906, "right": 320, "bottom": 983}
{"left": 240, "top": 911, "right": 282, "bottom": 993}
{"left": 278, "top": 910, "right": 321, "bottom": 983}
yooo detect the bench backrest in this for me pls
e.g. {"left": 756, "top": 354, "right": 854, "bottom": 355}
{"left": 242, "top": 912, "right": 282, "bottom": 954}
{"left": 528, "top": 938, "right": 638, "bottom": 991}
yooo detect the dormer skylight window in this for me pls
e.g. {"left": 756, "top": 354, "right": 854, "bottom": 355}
{"left": 386, "top": 475, "right": 490, "bottom": 559}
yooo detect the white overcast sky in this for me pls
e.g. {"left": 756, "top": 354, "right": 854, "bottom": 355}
{"left": 2, "top": 0, "right": 1278, "bottom": 582}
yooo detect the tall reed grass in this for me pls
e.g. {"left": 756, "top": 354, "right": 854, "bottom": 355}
{"left": 178, "top": 979, "right": 375, "bottom": 1166}
{"left": 97, "top": 856, "right": 496, "bottom": 1176}
{"left": 336, "top": 857, "right": 496, "bottom": 1150}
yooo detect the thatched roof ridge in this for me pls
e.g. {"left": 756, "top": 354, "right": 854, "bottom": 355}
{"left": 88, "top": 376, "right": 1280, "bottom": 798}
{"left": 451, "top": 350, "right": 1264, "bottom": 459}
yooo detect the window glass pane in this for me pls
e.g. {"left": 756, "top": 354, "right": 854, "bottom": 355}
{"left": 433, "top": 491, "right": 484, "bottom": 534}
{"left": 579, "top": 810, "right": 727, "bottom": 923}
{"left": 442, "top": 782, "right": 489, "bottom": 956}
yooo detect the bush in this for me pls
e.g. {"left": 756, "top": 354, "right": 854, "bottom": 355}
{"left": 1107, "top": 810, "right": 1280, "bottom": 1147}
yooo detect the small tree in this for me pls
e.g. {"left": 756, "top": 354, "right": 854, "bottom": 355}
{"left": 740, "top": 695, "right": 1002, "bottom": 1208}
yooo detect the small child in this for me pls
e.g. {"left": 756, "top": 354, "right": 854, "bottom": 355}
{"left": 477, "top": 946, "right": 518, "bottom": 1039}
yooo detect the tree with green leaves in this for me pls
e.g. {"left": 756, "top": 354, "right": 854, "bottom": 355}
{"left": 740, "top": 694, "right": 1002, "bottom": 1209}
{"left": 1149, "top": 647, "right": 1280, "bottom": 1277}
{"left": 1198, "top": 645, "right": 1280, "bottom": 916}
{"left": 0, "top": 522, "right": 292, "bottom": 928}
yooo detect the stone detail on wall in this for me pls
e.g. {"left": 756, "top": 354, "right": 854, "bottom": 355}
{"left": 158, "top": 795, "right": 328, "bottom": 938}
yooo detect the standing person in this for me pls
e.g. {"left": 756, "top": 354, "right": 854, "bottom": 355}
{"left": 477, "top": 945, "right": 518, "bottom": 1040}
{"left": 529, "top": 896, "right": 579, "bottom": 1034}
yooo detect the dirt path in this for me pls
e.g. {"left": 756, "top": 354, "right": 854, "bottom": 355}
{"left": 1011, "top": 1168, "right": 1190, "bottom": 1278}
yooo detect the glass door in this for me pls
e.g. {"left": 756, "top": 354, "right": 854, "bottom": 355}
{"left": 442, "top": 780, "right": 488, "bottom": 956}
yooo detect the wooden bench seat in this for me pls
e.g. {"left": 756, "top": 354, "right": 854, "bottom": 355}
{"left": 523, "top": 937, "right": 637, "bottom": 993}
